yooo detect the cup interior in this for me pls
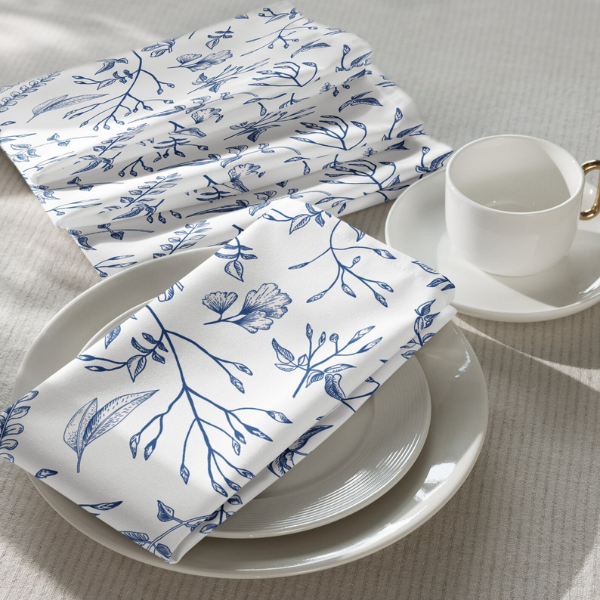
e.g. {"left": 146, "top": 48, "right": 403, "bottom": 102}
{"left": 448, "top": 136, "right": 582, "bottom": 213}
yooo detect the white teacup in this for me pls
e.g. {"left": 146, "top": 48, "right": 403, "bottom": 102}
{"left": 445, "top": 135, "right": 600, "bottom": 277}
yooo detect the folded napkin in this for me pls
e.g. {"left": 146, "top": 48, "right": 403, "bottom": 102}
{"left": 0, "top": 2, "right": 451, "bottom": 278}
{"left": 1, "top": 199, "right": 456, "bottom": 563}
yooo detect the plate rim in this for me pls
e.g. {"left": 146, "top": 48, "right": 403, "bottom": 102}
{"left": 214, "top": 358, "right": 431, "bottom": 538}
{"left": 385, "top": 169, "right": 600, "bottom": 323}
{"left": 14, "top": 247, "right": 488, "bottom": 578}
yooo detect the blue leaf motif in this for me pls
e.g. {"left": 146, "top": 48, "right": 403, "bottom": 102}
{"left": 180, "top": 464, "right": 190, "bottom": 484}
{"left": 272, "top": 339, "right": 295, "bottom": 363}
{"left": 426, "top": 278, "right": 448, "bottom": 288}
{"left": 225, "top": 259, "right": 244, "bottom": 281}
{"left": 349, "top": 326, "right": 375, "bottom": 343}
{"left": 155, "top": 543, "right": 172, "bottom": 560}
{"left": 324, "top": 364, "right": 355, "bottom": 373}
{"left": 306, "top": 370, "right": 324, "bottom": 387}
{"left": 104, "top": 325, "right": 121, "bottom": 348}
{"left": 342, "top": 284, "right": 356, "bottom": 297}
{"left": 242, "top": 422, "right": 272, "bottom": 442}
{"left": 290, "top": 214, "right": 310, "bottom": 232}
{"left": 267, "top": 411, "right": 292, "bottom": 423}
{"left": 157, "top": 500, "right": 175, "bottom": 522}
{"left": 212, "top": 481, "right": 227, "bottom": 497}
{"left": 127, "top": 355, "right": 147, "bottom": 381}
{"left": 29, "top": 94, "right": 107, "bottom": 121}
{"left": 35, "top": 469, "right": 58, "bottom": 479}
{"left": 358, "top": 338, "right": 382, "bottom": 353}
{"left": 121, "top": 531, "right": 149, "bottom": 545}
{"left": 63, "top": 391, "right": 157, "bottom": 472}
{"left": 324, "top": 373, "right": 345, "bottom": 401}
{"left": 416, "top": 300, "right": 435, "bottom": 316}
{"left": 230, "top": 375, "right": 245, "bottom": 393}
{"left": 81, "top": 501, "right": 123, "bottom": 511}
{"left": 0, "top": 390, "right": 39, "bottom": 462}
{"left": 373, "top": 248, "right": 395, "bottom": 259}
{"left": 204, "top": 284, "right": 292, "bottom": 334}
{"left": 307, "top": 291, "right": 326, "bottom": 303}
{"left": 275, "top": 362, "right": 297, "bottom": 372}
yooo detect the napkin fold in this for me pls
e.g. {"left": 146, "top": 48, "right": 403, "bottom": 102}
{"left": 0, "top": 2, "right": 451, "bottom": 278}
{"left": 1, "top": 199, "right": 456, "bottom": 563}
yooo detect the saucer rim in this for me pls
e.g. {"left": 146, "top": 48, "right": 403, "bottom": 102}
{"left": 385, "top": 169, "right": 600, "bottom": 323}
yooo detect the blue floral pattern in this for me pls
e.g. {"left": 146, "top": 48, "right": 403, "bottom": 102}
{"left": 284, "top": 218, "right": 397, "bottom": 306}
{"left": 78, "top": 301, "right": 293, "bottom": 491}
{"left": 272, "top": 324, "right": 382, "bottom": 409}
{"left": 0, "top": 3, "right": 451, "bottom": 278}
{"left": 203, "top": 283, "right": 292, "bottom": 333}
{"left": 0, "top": 391, "right": 38, "bottom": 463}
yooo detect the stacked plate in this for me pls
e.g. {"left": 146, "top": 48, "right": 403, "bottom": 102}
{"left": 14, "top": 246, "right": 488, "bottom": 578}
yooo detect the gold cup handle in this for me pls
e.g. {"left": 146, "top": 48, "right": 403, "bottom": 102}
{"left": 580, "top": 159, "right": 600, "bottom": 220}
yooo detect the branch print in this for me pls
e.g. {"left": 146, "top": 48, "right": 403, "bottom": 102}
{"left": 78, "top": 304, "right": 292, "bottom": 491}
{"left": 213, "top": 225, "right": 257, "bottom": 281}
{"left": 121, "top": 496, "right": 242, "bottom": 561}
{"left": 285, "top": 219, "right": 397, "bottom": 306}
{"left": 321, "top": 154, "right": 409, "bottom": 201}
{"left": 291, "top": 115, "right": 367, "bottom": 151}
{"left": 399, "top": 300, "right": 443, "bottom": 359}
{"left": 66, "top": 51, "right": 175, "bottom": 130}
{"left": 272, "top": 324, "right": 382, "bottom": 406}
{"left": 0, "top": 391, "right": 39, "bottom": 463}
{"left": 268, "top": 424, "right": 333, "bottom": 477}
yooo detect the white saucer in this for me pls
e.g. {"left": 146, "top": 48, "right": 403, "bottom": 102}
{"left": 14, "top": 248, "right": 488, "bottom": 578}
{"left": 385, "top": 169, "right": 600, "bottom": 322}
{"left": 83, "top": 304, "right": 432, "bottom": 538}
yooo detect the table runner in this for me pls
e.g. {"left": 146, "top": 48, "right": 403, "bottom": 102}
{"left": 0, "top": 1, "right": 451, "bottom": 278}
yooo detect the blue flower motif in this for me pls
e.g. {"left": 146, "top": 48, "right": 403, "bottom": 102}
{"left": 234, "top": 312, "right": 274, "bottom": 334}
{"left": 172, "top": 50, "right": 233, "bottom": 72}
{"left": 10, "top": 143, "right": 39, "bottom": 162}
{"left": 240, "top": 283, "right": 291, "bottom": 319}
{"left": 202, "top": 291, "right": 238, "bottom": 314}
{"left": 204, "top": 283, "right": 292, "bottom": 333}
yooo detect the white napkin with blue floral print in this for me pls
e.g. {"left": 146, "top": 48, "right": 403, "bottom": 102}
{"left": 0, "top": 2, "right": 451, "bottom": 280}
{"left": 1, "top": 199, "right": 456, "bottom": 563}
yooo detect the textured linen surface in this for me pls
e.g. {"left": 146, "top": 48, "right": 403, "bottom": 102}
{"left": 0, "top": 1, "right": 451, "bottom": 278}
{"left": 0, "top": 198, "right": 455, "bottom": 563}
{"left": 1, "top": 0, "right": 600, "bottom": 599}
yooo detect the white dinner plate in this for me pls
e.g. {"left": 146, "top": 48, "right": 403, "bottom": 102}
{"left": 385, "top": 169, "right": 600, "bottom": 322}
{"left": 13, "top": 247, "right": 488, "bottom": 578}
{"left": 82, "top": 301, "right": 432, "bottom": 538}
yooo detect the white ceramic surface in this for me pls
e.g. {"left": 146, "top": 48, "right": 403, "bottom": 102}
{"left": 386, "top": 169, "right": 600, "bottom": 322}
{"left": 13, "top": 247, "right": 487, "bottom": 578}
{"left": 83, "top": 305, "right": 432, "bottom": 539}
{"left": 445, "top": 135, "right": 589, "bottom": 276}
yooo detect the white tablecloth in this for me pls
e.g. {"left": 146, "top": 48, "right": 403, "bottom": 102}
{"left": 1, "top": 1, "right": 599, "bottom": 598}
